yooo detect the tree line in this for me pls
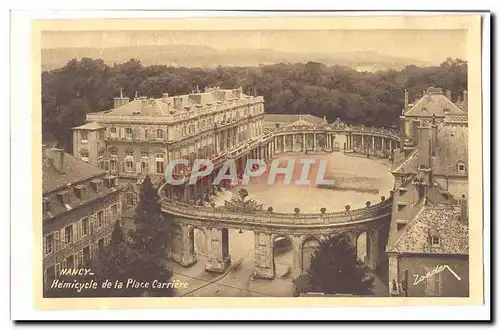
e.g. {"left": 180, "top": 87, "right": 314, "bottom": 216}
{"left": 42, "top": 57, "right": 467, "bottom": 151}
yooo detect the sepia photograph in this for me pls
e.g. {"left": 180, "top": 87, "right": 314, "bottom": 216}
{"left": 24, "top": 14, "right": 484, "bottom": 312}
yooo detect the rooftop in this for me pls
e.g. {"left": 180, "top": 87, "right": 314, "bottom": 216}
{"left": 100, "top": 87, "right": 259, "bottom": 118}
{"left": 387, "top": 202, "right": 468, "bottom": 255}
{"left": 263, "top": 114, "right": 326, "bottom": 125}
{"left": 72, "top": 122, "right": 106, "bottom": 130}
{"left": 405, "top": 88, "right": 465, "bottom": 117}
{"left": 42, "top": 148, "right": 106, "bottom": 194}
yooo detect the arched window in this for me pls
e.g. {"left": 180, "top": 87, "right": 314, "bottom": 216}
{"left": 141, "top": 150, "right": 149, "bottom": 158}
{"left": 125, "top": 149, "right": 134, "bottom": 158}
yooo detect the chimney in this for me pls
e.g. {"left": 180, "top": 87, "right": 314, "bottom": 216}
{"left": 113, "top": 88, "right": 130, "bottom": 108}
{"left": 418, "top": 125, "right": 431, "bottom": 166}
{"left": 51, "top": 148, "right": 65, "bottom": 174}
{"left": 404, "top": 89, "right": 409, "bottom": 110}
{"left": 399, "top": 110, "right": 406, "bottom": 141}
{"left": 463, "top": 90, "right": 468, "bottom": 111}
{"left": 91, "top": 179, "right": 103, "bottom": 193}
{"left": 445, "top": 89, "right": 452, "bottom": 100}
{"left": 430, "top": 115, "right": 438, "bottom": 157}
{"left": 459, "top": 194, "right": 468, "bottom": 225}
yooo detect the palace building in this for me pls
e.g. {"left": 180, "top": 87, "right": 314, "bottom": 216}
{"left": 42, "top": 146, "right": 122, "bottom": 292}
{"left": 72, "top": 86, "right": 265, "bottom": 181}
{"left": 387, "top": 87, "right": 469, "bottom": 297}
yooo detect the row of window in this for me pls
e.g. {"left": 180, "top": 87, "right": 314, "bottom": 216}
{"left": 43, "top": 204, "right": 119, "bottom": 257}
{"left": 44, "top": 234, "right": 112, "bottom": 285}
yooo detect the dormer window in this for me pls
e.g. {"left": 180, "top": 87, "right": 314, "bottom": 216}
{"left": 457, "top": 161, "right": 466, "bottom": 173}
{"left": 429, "top": 228, "right": 441, "bottom": 247}
{"left": 74, "top": 185, "right": 88, "bottom": 200}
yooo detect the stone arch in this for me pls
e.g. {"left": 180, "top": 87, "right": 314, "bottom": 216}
{"left": 187, "top": 225, "right": 208, "bottom": 258}
{"left": 356, "top": 230, "right": 369, "bottom": 264}
{"left": 300, "top": 235, "right": 322, "bottom": 274}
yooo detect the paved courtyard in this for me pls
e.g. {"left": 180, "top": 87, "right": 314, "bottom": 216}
{"left": 168, "top": 153, "right": 393, "bottom": 297}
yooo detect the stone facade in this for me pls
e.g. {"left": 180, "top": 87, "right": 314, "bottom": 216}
{"left": 42, "top": 147, "right": 122, "bottom": 291}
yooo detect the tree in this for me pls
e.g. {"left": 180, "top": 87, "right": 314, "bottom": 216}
{"left": 305, "top": 234, "right": 374, "bottom": 295}
{"left": 125, "top": 175, "right": 174, "bottom": 297}
{"left": 129, "top": 175, "right": 170, "bottom": 261}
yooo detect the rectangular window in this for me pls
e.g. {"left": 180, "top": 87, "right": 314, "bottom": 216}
{"left": 44, "top": 234, "right": 54, "bottom": 256}
{"left": 111, "top": 204, "right": 118, "bottom": 222}
{"left": 98, "top": 131, "right": 105, "bottom": 140}
{"left": 98, "top": 239, "right": 105, "bottom": 253}
{"left": 157, "top": 129, "right": 163, "bottom": 139}
{"left": 126, "top": 193, "right": 136, "bottom": 206}
{"left": 110, "top": 160, "right": 117, "bottom": 171}
{"left": 83, "top": 246, "right": 90, "bottom": 266}
{"left": 144, "top": 129, "right": 148, "bottom": 139}
{"left": 125, "top": 128, "right": 133, "bottom": 139}
{"left": 110, "top": 127, "right": 117, "bottom": 135}
{"left": 156, "top": 161, "right": 165, "bottom": 174}
{"left": 97, "top": 211, "right": 104, "bottom": 228}
{"left": 82, "top": 218, "right": 89, "bottom": 236}
{"left": 126, "top": 160, "right": 134, "bottom": 172}
{"left": 81, "top": 131, "right": 88, "bottom": 142}
{"left": 64, "top": 226, "right": 73, "bottom": 245}
{"left": 141, "top": 161, "right": 149, "bottom": 174}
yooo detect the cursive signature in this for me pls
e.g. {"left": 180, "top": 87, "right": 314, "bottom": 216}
{"left": 413, "top": 265, "right": 462, "bottom": 285}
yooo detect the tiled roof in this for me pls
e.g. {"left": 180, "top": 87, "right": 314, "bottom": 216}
{"left": 387, "top": 203, "right": 468, "bottom": 255}
{"left": 104, "top": 89, "right": 248, "bottom": 117}
{"left": 42, "top": 151, "right": 106, "bottom": 194}
{"left": 405, "top": 90, "right": 465, "bottom": 117}
{"left": 72, "top": 122, "right": 106, "bottom": 130}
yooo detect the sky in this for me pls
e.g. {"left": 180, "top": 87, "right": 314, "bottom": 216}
{"left": 41, "top": 29, "right": 467, "bottom": 64}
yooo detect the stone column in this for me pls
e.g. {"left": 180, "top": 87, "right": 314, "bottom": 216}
{"left": 361, "top": 134, "right": 365, "bottom": 152}
{"left": 292, "top": 134, "right": 296, "bottom": 152}
{"left": 381, "top": 137, "right": 385, "bottom": 155}
{"left": 253, "top": 232, "right": 275, "bottom": 279}
{"left": 390, "top": 139, "right": 393, "bottom": 151}
{"left": 302, "top": 133, "right": 306, "bottom": 151}
{"left": 205, "top": 227, "right": 231, "bottom": 273}
{"left": 366, "top": 229, "right": 379, "bottom": 270}
{"left": 180, "top": 225, "right": 196, "bottom": 267}
{"left": 291, "top": 235, "right": 302, "bottom": 280}
{"left": 313, "top": 133, "right": 317, "bottom": 151}
{"left": 282, "top": 135, "right": 286, "bottom": 153}
{"left": 372, "top": 136, "right": 375, "bottom": 153}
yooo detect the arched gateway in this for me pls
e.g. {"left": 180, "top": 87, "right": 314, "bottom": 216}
{"left": 158, "top": 122, "right": 399, "bottom": 280}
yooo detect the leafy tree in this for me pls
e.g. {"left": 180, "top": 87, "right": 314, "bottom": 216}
{"left": 42, "top": 57, "right": 468, "bottom": 150}
{"left": 126, "top": 175, "right": 174, "bottom": 297}
{"left": 304, "top": 234, "right": 374, "bottom": 295}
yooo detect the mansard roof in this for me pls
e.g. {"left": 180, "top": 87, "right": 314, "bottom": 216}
{"left": 405, "top": 88, "right": 465, "bottom": 117}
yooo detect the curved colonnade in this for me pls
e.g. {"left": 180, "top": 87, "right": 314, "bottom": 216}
{"left": 158, "top": 121, "right": 400, "bottom": 279}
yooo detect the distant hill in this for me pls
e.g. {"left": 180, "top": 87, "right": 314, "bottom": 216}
{"left": 41, "top": 45, "right": 433, "bottom": 71}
